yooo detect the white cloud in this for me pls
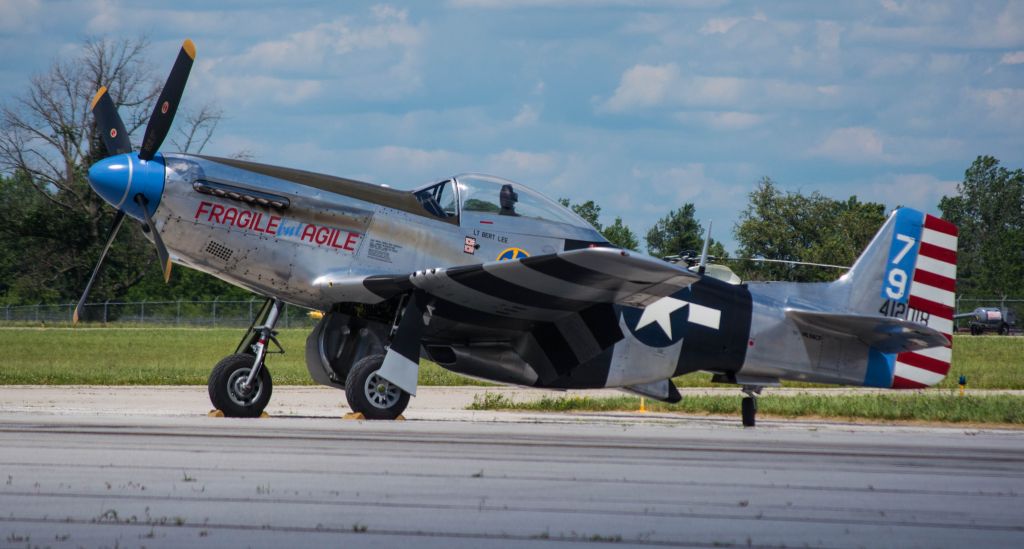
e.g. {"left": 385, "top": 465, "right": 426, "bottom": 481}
{"left": 700, "top": 17, "right": 742, "bottom": 35}
{"left": 485, "top": 149, "right": 559, "bottom": 174}
{"left": 988, "top": 1, "right": 1024, "bottom": 48}
{"left": 602, "top": 63, "right": 843, "bottom": 113}
{"left": 602, "top": 63, "right": 681, "bottom": 112}
{"left": 449, "top": 0, "right": 725, "bottom": 7}
{"left": 880, "top": 0, "right": 907, "bottom": 13}
{"left": 810, "top": 127, "right": 887, "bottom": 163}
{"left": 205, "top": 73, "right": 322, "bottom": 106}
{"left": 675, "top": 111, "right": 766, "bottom": 130}
{"left": 858, "top": 173, "right": 959, "bottom": 212}
{"left": 815, "top": 20, "right": 841, "bottom": 54}
{"left": 202, "top": 6, "right": 425, "bottom": 104}
{"left": 929, "top": 53, "right": 968, "bottom": 73}
{"left": 968, "top": 87, "right": 1024, "bottom": 128}
{"left": 810, "top": 127, "right": 965, "bottom": 165}
{"left": 852, "top": 1, "right": 1024, "bottom": 48}
{"left": 1000, "top": 51, "right": 1024, "bottom": 65}
{"left": 601, "top": 64, "right": 745, "bottom": 111}
{"left": 369, "top": 146, "right": 469, "bottom": 174}
{"left": 232, "top": 9, "right": 421, "bottom": 72}
{"left": 512, "top": 104, "right": 541, "bottom": 126}
{"left": 631, "top": 164, "right": 746, "bottom": 209}
{"left": 0, "top": 0, "right": 40, "bottom": 31}
{"left": 864, "top": 53, "right": 920, "bottom": 78}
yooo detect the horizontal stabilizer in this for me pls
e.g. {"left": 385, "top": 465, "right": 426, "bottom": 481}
{"left": 785, "top": 308, "right": 948, "bottom": 354}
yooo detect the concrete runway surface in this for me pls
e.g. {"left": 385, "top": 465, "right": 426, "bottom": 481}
{"left": 0, "top": 387, "right": 1023, "bottom": 548}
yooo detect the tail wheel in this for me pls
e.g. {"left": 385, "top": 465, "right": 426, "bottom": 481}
{"left": 741, "top": 397, "right": 757, "bottom": 427}
{"left": 345, "top": 354, "right": 410, "bottom": 420}
{"left": 208, "top": 354, "right": 273, "bottom": 418}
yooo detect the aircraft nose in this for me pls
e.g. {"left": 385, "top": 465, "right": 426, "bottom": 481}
{"left": 87, "top": 153, "right": 166, "bottom": 221}
{"left": 88, "top": 154, "right": 132, "bottom": 209}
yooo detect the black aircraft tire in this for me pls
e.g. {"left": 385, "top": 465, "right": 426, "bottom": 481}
{"left": 741, "top": 397, "right": 756, "bottom": 427}
{"left": 345, "top": 354, "right": 410, "bottom": 420}
{"left": 208, "top": 354, "right": 273, "bottom": 418}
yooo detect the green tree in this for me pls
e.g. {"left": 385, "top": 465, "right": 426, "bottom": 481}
{"left": 558, "top": 197, "right": 639, "bottom": 250}
{"left": 602, "top": 217, "right": 639, "bottom": 251}
{"left": 733, "top": 177, "right": 885, "bottom": 282}
{"left": 558, "top": 198, "right": 602, "bottom": 231}
{"left": 644, "top": 204, "right": 725, "bottom": 259}
{"left": 0, "top": 37, "right": 228, "bottom": 305}
{"left": 939, "top": 156, "right": 1024, "bottom": 298}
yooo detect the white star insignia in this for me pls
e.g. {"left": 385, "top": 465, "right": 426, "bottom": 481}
{"left": 634, "top": 297, "right": 688, "bottom": 339}
{"left": 633, "top": 297, "right": 722, "bottom": 339}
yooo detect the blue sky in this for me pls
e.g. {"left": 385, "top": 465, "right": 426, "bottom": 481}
{"left": 2, "top": 0, "right": 1022, "bottom": 252}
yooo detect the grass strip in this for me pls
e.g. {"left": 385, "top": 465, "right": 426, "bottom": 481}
{"left": 468, "top": 392, "right": 1024, "bottom": 425}
{"left": 0, "top": 327, "right": 1020, "bottom": 389}
{"left": 0, "top": 327, "right": 490, "bottom": 386}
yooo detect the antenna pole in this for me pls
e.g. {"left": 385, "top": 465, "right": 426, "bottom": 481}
{"left": 698, "top": 221, "right": 712, "bottom": 275}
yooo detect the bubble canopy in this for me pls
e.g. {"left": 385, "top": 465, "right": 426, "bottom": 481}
{"left": 414, "top": 174, "right": 591, "bottom": 229}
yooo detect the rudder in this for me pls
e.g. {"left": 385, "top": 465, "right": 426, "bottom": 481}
{"left": 841, "top": 208, "right": 958, "bottom": 388}
{"left": 892, "top": 213, "right": 958, "bottom": 388}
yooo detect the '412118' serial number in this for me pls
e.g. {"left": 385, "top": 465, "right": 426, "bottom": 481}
{"left": 879, "top": 299, "right": 930, "bottom": 324}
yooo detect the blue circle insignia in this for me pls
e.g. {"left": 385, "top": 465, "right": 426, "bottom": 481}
{"left": 621, "top": 298, "right": 689, "bottom": 348}
{"left": 497, "top": 247, "right": 529, "bottom": 261}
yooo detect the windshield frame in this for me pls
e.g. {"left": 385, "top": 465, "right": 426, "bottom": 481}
{"left": 452, "top": 173, "right": 593, "bottom": 229}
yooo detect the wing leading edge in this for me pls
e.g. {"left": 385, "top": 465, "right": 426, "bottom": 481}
{"left": 315, "top": 247, "right": 701, "bottom": 320}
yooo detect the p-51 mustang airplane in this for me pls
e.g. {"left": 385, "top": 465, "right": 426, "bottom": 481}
{"left": 76, "top": 40, "right": 958, "bottom": 426}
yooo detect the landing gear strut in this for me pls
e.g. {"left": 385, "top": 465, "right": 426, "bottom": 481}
{"left": 741, "top": 385, "right": 762, "bottom": 427}
{"left": 344, "top": 293, "right": 424, "bottom": 419}
{"left": 209, "top": 298, "right": 284, "bottom": 417}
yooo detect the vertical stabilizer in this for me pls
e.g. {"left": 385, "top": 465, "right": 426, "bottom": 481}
{"left": 839, "top": 208, "right": 958, "bottom": 388}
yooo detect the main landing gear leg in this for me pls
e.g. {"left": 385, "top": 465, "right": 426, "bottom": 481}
{"left": 208, "top": 298, "right": 284, "bottom": 417}
{"left": 741, "top": 385, "right": 762, "bottom": 428}
{"left": 344, "top": 293, "right": 425, "bottom": 420}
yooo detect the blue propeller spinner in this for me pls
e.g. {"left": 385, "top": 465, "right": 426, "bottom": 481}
{"left": 74, "top": 39, "right": 197, "bottom": 324}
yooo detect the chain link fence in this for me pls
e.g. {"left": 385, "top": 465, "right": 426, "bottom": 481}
{"left": 1, "top": 297, "right": 1019, "bottom": 332}
{"left": 0, "top": 299, "right": 317, "bottom": 329}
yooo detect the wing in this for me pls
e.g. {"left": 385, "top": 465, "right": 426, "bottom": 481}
{"left": 785, "top": 308, "right": 949, "bottom": 354}
{"left": 316, "top": 247, "right": 700, "bottom": 319}
{"left": 315, "top": 248, "right": 700, "bottom": 387}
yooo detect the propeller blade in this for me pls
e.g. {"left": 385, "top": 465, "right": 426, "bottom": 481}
{"left": 73, "top": 209, "right": 126, "bottom": 325}
{"left": 134, "top": 194, "right": 172, "bottom": 282}
{"left": 89, "top": 87, "right": 132, "bottom": 156}
{"left": 138, "top": 39, "right": 196, "bottom": 160}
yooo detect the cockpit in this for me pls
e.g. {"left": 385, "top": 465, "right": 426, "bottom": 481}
{"left": 413, "top": 174, "right": 592, "bottom": 228}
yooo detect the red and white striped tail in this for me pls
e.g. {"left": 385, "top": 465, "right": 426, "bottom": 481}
{"left": 893, "top": 214, "right": 958, "bottom": 389}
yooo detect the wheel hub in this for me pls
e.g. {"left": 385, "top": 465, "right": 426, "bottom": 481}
{"left": 364, "top": 373, "right": 400, "bottom": 409}
{"left": 227, "top": 368, "right": 262, "bottom": 407}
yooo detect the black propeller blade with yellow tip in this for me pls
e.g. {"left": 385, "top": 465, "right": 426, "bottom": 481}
{"left": 139, "top": 39, "right": 195, "bottom": 160}
{"left": 90, "top": 87, "right": 132, "bottom": 156}
{"left": 74, "top": 39, "right": 196, "bottom": 324}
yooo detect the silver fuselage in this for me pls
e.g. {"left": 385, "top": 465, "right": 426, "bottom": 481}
{"left": 152, "top": 154, "right": 943, "bottom": 392}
